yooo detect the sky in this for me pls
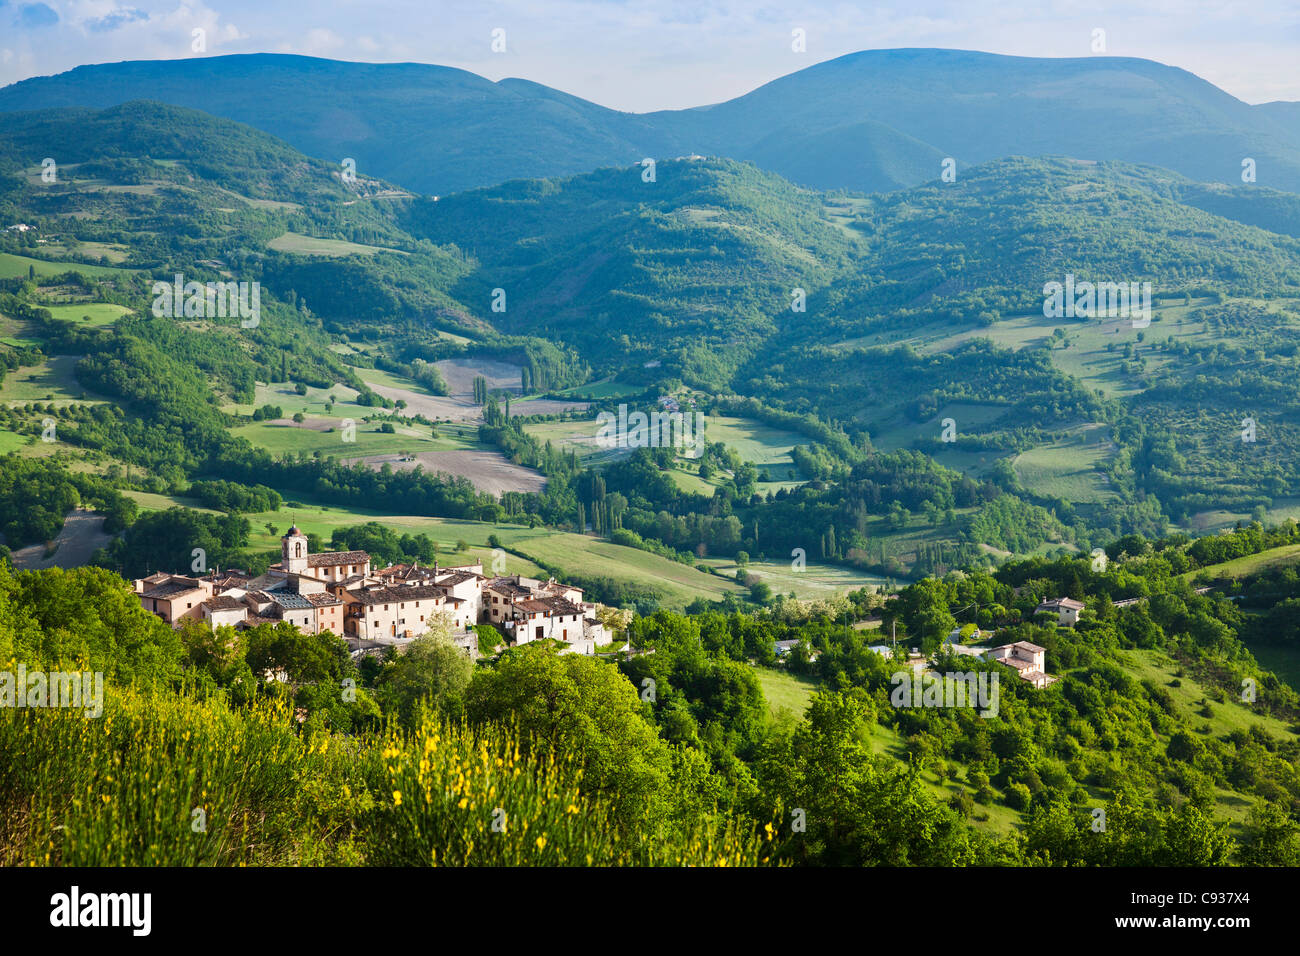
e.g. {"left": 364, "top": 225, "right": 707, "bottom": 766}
{"left": 1, "top": 0, "right": 1298, "bottom": 111}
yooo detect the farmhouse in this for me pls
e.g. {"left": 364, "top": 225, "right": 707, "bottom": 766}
{"left": 133, "top": 528, "right": 610, "bottom": 656}
{"left": 986, "top": 641, "right": 1054, "bottom": 688}
{"left": 1035, "top": 596, "right": 1085, "bottom": 626}
{"left": 134, "top": 573, "right": 211, "bottom": 624}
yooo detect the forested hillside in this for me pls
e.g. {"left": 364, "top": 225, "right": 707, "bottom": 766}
{"left": 5, "top": 102, "right": 1300, "bottom": 581}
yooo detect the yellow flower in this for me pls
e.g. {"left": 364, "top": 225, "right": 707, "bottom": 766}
{"left": 458, "top": 797, "right": 468, "bottom": 809}
{"left": 535, "top": 836, "right": 547, "bottom": 852}
{"left": 392, "top": 790, "right": 402, "bottom": 806}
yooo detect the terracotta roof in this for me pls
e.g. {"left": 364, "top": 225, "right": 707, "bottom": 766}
{"left": 352, "top": 584, "right": 446, "bottom": 606}
{"left": 515, "top": 596, "right": 585, "bottom": 616}
{"left": 540, "top": 581, "right": 583, "bottom": 594}
{"left": 141, "top": 579, "right": 206, "bottom": 600}
{"left": 238, "top": 614, "right": 279, "bottom": 628}
{"left": 485, "top": 580, "right": 532, "bottom": 598}
{"left": 1038, "top": 597, "right": 1085, "bottom": 610}
{"left": 435, "top": 570, "right": 480, "bottom": 586}
{"left": 202, "top": 595, "right": 245, "bottom": 611}
{"left": 307, "top": 551, "right": 369, "bottom": 567}
{"left": 306, "top": 592, "right": 342, "bottom": 607}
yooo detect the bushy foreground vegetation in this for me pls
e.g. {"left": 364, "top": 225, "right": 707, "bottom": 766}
{"left": 4, "top": 537, "right": 1300, "bottom": 867}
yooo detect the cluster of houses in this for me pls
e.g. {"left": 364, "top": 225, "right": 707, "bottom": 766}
{"left": 856, "top": 595, "right": 1087, "bottom": 690}
{"left": 134, "top": 526, "right": 611, "bottom": 658}
{"left": 925, "top": 596, "right": 1086, "bottom": 688}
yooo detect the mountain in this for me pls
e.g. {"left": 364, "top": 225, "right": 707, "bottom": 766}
{"left": 0, "top": 54, "right": 686, "bottom": 197}
{"left": 663, "top": 49, "right": 1300, "bottom": 193}
{"left": 3, "top": 50, "right": 1300, "bottom": 197}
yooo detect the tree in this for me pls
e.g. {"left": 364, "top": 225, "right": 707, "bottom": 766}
{"left": 245, "top": 622, "right": 352, "bottom": 686}
{"left": 754, "top": 690, "right": 975, "bottom": 865}
{"left": 1237, "top": 801, "right": 1300, "bottom": 866}
{"left": 376, "top": 622, "right": 473, "bottom": 726}
{"left": 465, "top": 644, "right": 672, "bottom": 819}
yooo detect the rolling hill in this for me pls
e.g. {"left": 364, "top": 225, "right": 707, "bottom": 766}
{"left": 6, "top": 100, "right": 1300, "bottom": 577}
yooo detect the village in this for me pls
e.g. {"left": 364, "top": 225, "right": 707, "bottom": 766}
{"left": 133, "top": 525, "right": 613, "bottom": 659}
{"left": 134, "top": 522, "right": 1103, "bottom": 692}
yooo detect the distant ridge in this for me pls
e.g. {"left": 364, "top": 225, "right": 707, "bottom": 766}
{"left": 2, "top": 49, "right": 1299, "bottom": 195}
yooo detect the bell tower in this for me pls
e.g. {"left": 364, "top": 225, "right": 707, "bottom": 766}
{"left": 282, "top": 524, "right": 309, "bottom": 574}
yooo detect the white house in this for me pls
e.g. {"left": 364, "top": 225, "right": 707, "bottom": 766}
{"left": 986, "top": 641, "right": 1052, "bottom": 688}
{"left": 1035, "top": 597, "right": 1085, "bottom": 626}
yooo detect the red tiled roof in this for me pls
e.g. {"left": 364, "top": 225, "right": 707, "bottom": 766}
{"left": 352, "top": 584, "right": 446, "bottom": 606}
{"left": 307, "top": 551, "right": 369, "bottom": 567}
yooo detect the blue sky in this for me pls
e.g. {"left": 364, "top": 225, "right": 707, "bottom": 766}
{"left": 1, "top": 1, "right": 1297, "bottom": 110}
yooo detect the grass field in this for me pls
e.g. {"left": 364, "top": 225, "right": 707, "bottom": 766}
{"left": 41, "top": 302, "right": 134, "bottom": 326}
{"left": 520, "top": 412, "right": 810, "bottom": 491}
{"left": 0, "top": 355, "right": 104, "bottom": 406}
{"left": 267, "top": 232, "right": 402, "bottom": 257}
{"left": 1245, "top": 643, "right": 1300, "bottom": 692}
{"left": 705, "top": 556, "right": 887, "bottom": 600}
{"left": 0, "top": 428, "right": 28, "bottom": 454}
{"left": 1012, "top": 424, "right": 1117, "bottom": 504}
{"left": 703, "top": 415, "right": 807, "bottom": 479}
{"left": 0, "top": 252, "right": 131, "bottom": 280}
{"left": 1183, "top": 543, "right": 1300, "bottom": 581}
{"left": 521, "top": 419, "right": 620, "bottom": 465}
{"left": 230, "top": 418, "right": 466, "bottom": 458}
{"left": 552, "top": 379, "right": 646, "bottom": 400}
{"left": 122, "top": 491, "right": 218, "bottom": 514}
{"left": 224, "top": 380, "right": 365, "bottom": 418}
{"left": 509, "top": 533, "right": 747, "bottom": 608}
{"left": 1119, "top": 648, "right": 1298, "bottom": 741}
{"left": 753, "top": 666, "right": 820, "bottom": 717}
{"left": 230, "top": 501, "right": 548, "bottom": 579}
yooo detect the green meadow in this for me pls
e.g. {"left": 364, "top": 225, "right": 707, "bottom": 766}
{"left": 0, "top": 252, "right": 132, "bottom": 280}
{"left": 267, "top": 232, "right": 403, "bottom": 257}
{"left": 229, "top": 419, "right": 463, "bottom": 458}
{"left": 42, "top": 302, "right": 135, "bottom": 326}
{"left": 0, "top": 355, "right": 104, "bottom": 406}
